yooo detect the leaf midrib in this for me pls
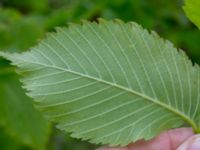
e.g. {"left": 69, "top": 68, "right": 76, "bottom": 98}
{"left": 12, "top": 56, "right": 199, "bottom": 132}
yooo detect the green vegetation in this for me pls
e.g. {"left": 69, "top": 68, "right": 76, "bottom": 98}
{"left": 0, "top": 0, "right": 200, "bottom": 149}
{"left": 184, "top": 0, "right": 200, "bottom": 29}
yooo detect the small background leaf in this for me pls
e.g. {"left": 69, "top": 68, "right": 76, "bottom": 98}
{"left": 184, "top": 0, "right": 200, "bottom": 29}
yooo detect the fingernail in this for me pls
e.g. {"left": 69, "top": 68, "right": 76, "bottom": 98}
{"left": 177, "top": 135, "right": 200, "bottom": 150}
{"left": 188, "top": 138, "right": 200, "bottom": 150}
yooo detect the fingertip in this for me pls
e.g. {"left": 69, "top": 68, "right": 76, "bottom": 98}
{"left": 96, "top": 128, "right": 194, "bottom": 150}
{"left": 167, "top": 127, "right": 194, "bottom": 149}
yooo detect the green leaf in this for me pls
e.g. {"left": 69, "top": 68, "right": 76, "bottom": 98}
{"left": 184, "top": 0, "right": 200, "bottom": 29}
{"left": 0, "top": 75, "right": 50, "bottom": 150}
{"left": 1, "top": 19, "right": 200, "bottom": 146}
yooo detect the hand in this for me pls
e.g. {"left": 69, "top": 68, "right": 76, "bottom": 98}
{"left": 96, "top": 128, "right": 200, "bottom": 150}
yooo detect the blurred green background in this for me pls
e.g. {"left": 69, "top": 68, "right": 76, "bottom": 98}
{"left": 0, "top": 0, "right": 199, "bottom": 150}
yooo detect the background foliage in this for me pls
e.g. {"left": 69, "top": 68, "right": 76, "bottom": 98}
{"left": 0, "top": 0, "right": 199, "bottom": 149}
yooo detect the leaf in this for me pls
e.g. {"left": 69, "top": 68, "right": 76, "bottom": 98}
{"left": 184, "top": 0, "right": 200, "bottom": 29}
{"left": 0, "top": 74, "right": 50, "bottom": 150}
{"left": 1, "top": 19, "right": 200, "bottom": 146}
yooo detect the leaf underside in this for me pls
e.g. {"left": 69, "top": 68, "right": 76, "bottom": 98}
{"left": 1, "top": 19, "right": 200, "bottom": 146}
{"left": 184, "top": 0, "right": 200, "bottom": 29}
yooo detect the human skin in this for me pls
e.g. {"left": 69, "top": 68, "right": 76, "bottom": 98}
{"left": 96, "top": 128, "right": 200, "bottom": 150}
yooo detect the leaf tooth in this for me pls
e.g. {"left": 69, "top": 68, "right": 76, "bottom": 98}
{"left": 97, "top": 18, "right": 108, "bottom": 24}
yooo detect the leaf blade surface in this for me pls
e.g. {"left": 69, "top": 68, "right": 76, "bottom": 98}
{"left": 1, "top": 20, "right": 200, "bottom": 146}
